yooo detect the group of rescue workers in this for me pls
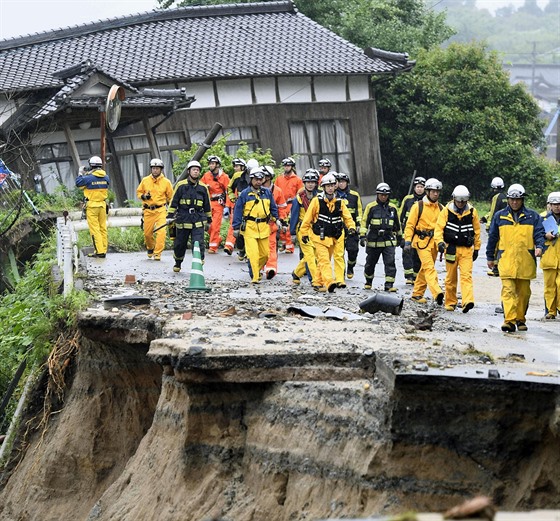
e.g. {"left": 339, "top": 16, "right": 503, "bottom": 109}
{"left": 76, "top": 154, "right": 560, "bottom": 333}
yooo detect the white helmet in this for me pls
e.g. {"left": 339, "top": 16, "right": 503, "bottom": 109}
{"left": 187, "top": 160, "right": 201, "bottom": 170}
{"left": 452, "top": 185, "right": 470, "bottom": 201}
{"left": 376, "top": 182, "right": 391, "bottom": 194}
{"left": 506, "top": 183, "right": 525, "bottom": 198}
{"left": 150, "top": 158, "right": 164, "bottom": 168}
{"left": 246, "top": 158, "right": 259, "bottom": 171}
{"left": 320, "top": 173, "right": 337, "bottom": 186}
{"left": 424, "top": 178, "right": 442, "bottom": 190}
{"left": 547, "top": 192, "right": 560, "bottom": 204}
{"left": 89, "top": 156, "right": 103, "bottom": 168}
{"left": 261, "top": 165, "right": 275, "bottom": 178}
{"left": 491, "top": 177, "right": 504, "bottom": 189}
{"left": 249, "top": 167, "right": 265, "bottom": 179}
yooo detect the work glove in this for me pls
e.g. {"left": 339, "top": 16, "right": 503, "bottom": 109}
{"left": 480, "top": 216, "right": 487, "bottom": 224}
{"left": 473, "top": 250, "right": 479, "bottom": 261}
{"left": 360, "top": 237, "right": 367, "bottom": 248}
{"left": 399, "top": 238, "right": 405, "bottom": 248}
{"left": 347, "top": 228, "right": 357, "bottom": 237}
{"left": 438, "top": 242, "right": 446, "bottom": 254}
{"left": 403, "top": 241, "right": 412, "bottom": 252}
{"left": 301, "top": 235, "right": 310, "bottom": 244}
{"left": 141, "top": 193, "right": 151, "bottom": 201}
{"left": 166, "top": 218, "right": 174, "bottom": 226}
{"left": 233, "top": 229, "right": 241, "bottom": 239}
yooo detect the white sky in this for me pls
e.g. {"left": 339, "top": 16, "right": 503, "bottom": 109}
{"left": 0, "top": 0, "right": 158, "bottom": 41}
{"left": 0, "top": 0, "right": 551, "bottom": 41}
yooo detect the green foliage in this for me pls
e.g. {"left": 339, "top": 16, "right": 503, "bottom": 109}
{"left": 376, "top": 42, "right": 553, "bottom": 204}
{"left": 0, "top": 232, "right": 89, "bottom": 428}
{"left": 172, "top": 135, "right": 276, "bottom": 180}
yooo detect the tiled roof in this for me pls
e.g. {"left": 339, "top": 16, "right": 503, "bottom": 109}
{"left": 0, "top": 1, "right": 413, "bottom": 94}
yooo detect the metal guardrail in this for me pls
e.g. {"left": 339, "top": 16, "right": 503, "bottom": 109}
{"left": 56, "top": 208, "right": 143, "bottom": 295}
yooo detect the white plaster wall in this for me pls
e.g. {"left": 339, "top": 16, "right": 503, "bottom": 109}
{"left": 0, "top": 96, "right": 18, "bottom": 126}
{"left": 254, "top": 78, "right": 276, "bottom": 104}
{"left": 217, "top": 79, "right": 252, "bottom": 107}
{"left": 278, "top": 77, "right": 312, "bottom": 103}
{"left": 183, "top": 81, "right": 215, "bottom": 108}
{"left": 314, "top": 76, "right": 347, "bottom": 102}
{"left": 348, "top": 76, "right": 370, "bottom": 101}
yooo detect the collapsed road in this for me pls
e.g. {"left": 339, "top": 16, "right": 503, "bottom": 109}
{"left": 0, "top": 238, "right": 558, "bottom": 521}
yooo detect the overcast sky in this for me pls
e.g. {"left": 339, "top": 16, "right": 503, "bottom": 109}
{"left": 0, "top": 0, "right": 549, "bottom": 41}
{"left": 0, "top": 0, "right": 158, "bottom": 40}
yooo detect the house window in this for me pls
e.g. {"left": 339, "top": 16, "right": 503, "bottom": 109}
{"left": 189, "top": 126, "right": 258, "bottom": 156}
{"left": 289, "top": 120, "right": 353, "bottom": 175}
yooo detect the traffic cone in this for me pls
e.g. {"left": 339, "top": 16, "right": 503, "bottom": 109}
{"left": 186, "top": 241, "right": 211, "bottom": 292}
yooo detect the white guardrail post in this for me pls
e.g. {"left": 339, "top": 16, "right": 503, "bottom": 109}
{"left": 56, "top": 216, "right": 77, "bottom": 296}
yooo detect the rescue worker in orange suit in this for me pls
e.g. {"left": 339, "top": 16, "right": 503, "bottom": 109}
{"left": 335, "top": 172, "right": 363, "bottom": 280}
{"left": 232, "top": 168, "right": 279, "bottom": 284}
{"left": 290, "top": 169, "right": 320, "bottom": 287}
{"left": 224, "top": 158, "right": 250, "bottom": 257}
{"left": 360, "top": 183, "right": 401, "bottom": 292}
{"left": 166, "top": 160, "right": 211, "bottom": 272}
{"left": 274, "top": 157, "right": 302, "bottom": 254}
{"left": 299, "top": 173, "right": 356, "bottom": 293}
{"left": 201, "top": 155, "right": 230, "bottom": 253}
{"left": 486, "top": 183, "right": 544, "bottom": 332}
{"left": 317, "top": 158, "right": 332, "bottom": 184}
{"left": 261, "top": 166, "right": 288, "bottom": 279}
{"left": 398, "top": 176, "right": 426, "bottom": 284}
{"left": 136, "top": 158, "right": 173, "bottom": 261}
{"left": 435, "top": 185, "right": 481, "bottom": 313}
{"left": 404, "top": 177, "right": 444, "bottom": 305}
{"left": 541, "top": 192, "right": 560, "bottom": 319}
{"left": 481, "top": 176, "right": 508, "bottom": 276}
{"left": 76, "top": 155, "right": 110, "bottom": 258}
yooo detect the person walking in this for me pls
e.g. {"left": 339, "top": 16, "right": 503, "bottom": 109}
{"left": 262, "top": 166, "right": 288, "bottom": 279}
{"left": 290, "top": 169, "right": 320, "bottom": 287}
{"left": 76, "top": 156, "right": 110, "bottom": 258}
{"left": 274, "top": 157, "right": 302, "bottom": 254}
{"left": 335, "top": 172, "right": 363, "bottom": 280}
{"left": 360, "top": 183, "right": 401, "bottom": 292}
{"left": 224, "top": 158, "right": 250, "bottom": 257}
{"left": 435, "top": 185, "right": 481, "bottom": 313}
{"left": 403, "top": 178, "right": 444, "bottom": 305}
{"left": 232, "top": 168, "right": 279, "bottom": 284}
{"left": 166, "top": 160, "right": 211, "bottom": 272}
{"left": 481, "top": 177, "right": 508, "bottom": 276}
{"left": 398, "top": 176, "right": 426, "bottom": 284}
{"left": 486, "top": 183, "right": 545, "bottom": 332}
{"left": 540, "top": 192, "right": 560, "bottom": 319}
{"left": 136, "top": 158, "right": 173, "bottom": 261}
{"left": 201, "top": 155, "right": 230, "bottom": 253}
{"left": 299, "top": 173, "right": 357, "bottom": 293}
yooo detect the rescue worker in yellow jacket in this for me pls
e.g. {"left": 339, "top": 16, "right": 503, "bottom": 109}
{"left": 136, "top": 158, "right": 174, "bottom": 261}
{"left": 232, "top": 168, "right": 279, "bottom": 284}
{"left": 299, "top": 173, "right": 357, "bottom": 293}
{"left": 481, "top": 176, "right": 508, "bottom": 277}
{"left": 540, "top": 191, "right": 560, "bottom": 319}
{"left": 486, "top": 184, "right": 545, "bottom": 332}
{"left": 290, "top": 169, "right": 320, "bottom": 287}
{"left": 75, "top": 156, "right": 110, "bottom": 258}
{"left": 403, "top": 177, "right": 444, "bottom": 305}
{"left": 435, "top": 185, "right": 481, "bottom": 313}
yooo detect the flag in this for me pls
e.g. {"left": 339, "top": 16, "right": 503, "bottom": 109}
{"left": 0, "top": 158, "right": 12, "bottom": 187}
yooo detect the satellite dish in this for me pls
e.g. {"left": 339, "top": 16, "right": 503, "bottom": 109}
{"left": 105, "top": 85, "right": 125, "bottom": 132}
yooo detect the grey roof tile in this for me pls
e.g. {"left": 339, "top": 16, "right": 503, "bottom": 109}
{"left": 0, "top": 1, "right": 412, "bottom": 94}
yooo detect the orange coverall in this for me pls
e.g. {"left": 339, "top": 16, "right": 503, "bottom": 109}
{"left": 201, "top": 170, "right": 230, "bottom": 252}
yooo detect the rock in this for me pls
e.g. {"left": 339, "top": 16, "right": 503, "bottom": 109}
{"left": 488, "top": 369, "right": 500, "bottom": 379}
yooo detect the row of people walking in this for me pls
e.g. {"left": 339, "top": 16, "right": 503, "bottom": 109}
{"left": 78, "top": 154, "right": 560, "bottom": 331}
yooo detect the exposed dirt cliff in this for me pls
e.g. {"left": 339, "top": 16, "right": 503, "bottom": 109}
{"left": 0, "top": 307, "right": 558, "bottom": 521}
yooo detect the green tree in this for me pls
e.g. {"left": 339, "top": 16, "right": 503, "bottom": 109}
{"left": 376, "top": 42, "right": 552, "bottom": 203}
